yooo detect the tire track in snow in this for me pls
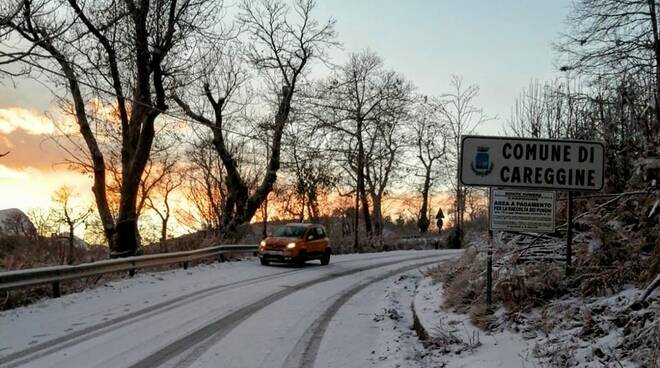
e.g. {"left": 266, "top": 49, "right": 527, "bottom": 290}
{"left": 0, "top": 252, "right": 424, "bottom": 368}
{"left": 281, "top": 260, "right": 445, "bottom": 368}
{"left": 128, "top": 254, "right": 453, "bottom": 368}
{"left": 0, "top": 268, "right": 302, "bottom": 368}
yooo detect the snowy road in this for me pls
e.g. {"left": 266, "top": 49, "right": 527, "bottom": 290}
{"left": 0, "top": 249, "right": 461, "bottom": 368}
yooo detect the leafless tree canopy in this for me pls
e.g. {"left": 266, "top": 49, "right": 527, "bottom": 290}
{"left": 307, "top": 50, "right": 413, "bottom": 245}
{"left": 557, "top": 0, "right": 660, "bottom": 145}
{"left": 0, "top": 0, "right": 221, "bottom": 256}
{"left": 4, "top": 0, "right": 656, "bottom": 258}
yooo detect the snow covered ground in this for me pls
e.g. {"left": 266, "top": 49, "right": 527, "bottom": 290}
{"left": 413, "top": 276, "right": 534, "bottom": 368}
{"left": 411, "top": 273, "right": 656, "bottom": 368}
{"left": 0, "top": 249, "right": 461, "bottom": 368}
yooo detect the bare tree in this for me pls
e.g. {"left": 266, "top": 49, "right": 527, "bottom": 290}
{"left": 52, "top": 186, "right": 92, "bottom": 264}
{"left": 438, "top": 76, "right": 490, "bottom": 237}
{"left": 283, "top": 122, "right": 336, "bottom": 222}
{"left": 364, "top": 115, "right": 406, "bottom": 237}
{"left": 179, "top": 138, "right": 226, "bottom": 232}
{"left": 176, "top": 0, "right": 337, "bottom": 239}
{"left": 410, "top": 96, "right": 447, "bottom": 233}
{"left": 310, "top": 50, "right": 412, "bottom": 242}
{"left": 27, "top": 208, "right": 57, "bottom": 238}
{"left": 0, "top": 0, "right": 219, "bottom": 256}
{"left": 144, "top": 162, "right": 183, "bottom": 243}
{"left": 556, "top": 0, "right": 660, "bottom": 148}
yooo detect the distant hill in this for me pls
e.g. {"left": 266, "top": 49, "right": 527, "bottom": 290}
{"left": 0, "top": 208, "right": 36, "bottom": 237}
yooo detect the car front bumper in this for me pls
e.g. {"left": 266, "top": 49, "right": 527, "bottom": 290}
{"left": 258, "top": 249, "right": 295, "bottom": 262}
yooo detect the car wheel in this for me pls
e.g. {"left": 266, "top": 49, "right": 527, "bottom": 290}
{"left": 260, "top": 257, "right": 270, "bottom": 266}
{"left": 320, "top": 248, "right": 331, "bottom": 265}
{"left": 295, "top": 250, "right": 307, "bottom": 267}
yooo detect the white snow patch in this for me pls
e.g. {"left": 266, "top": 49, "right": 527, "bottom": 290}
{"left": 414, "top": 277, "right": 537, "bottom": 368}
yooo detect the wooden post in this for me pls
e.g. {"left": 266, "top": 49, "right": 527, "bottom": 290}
{"left": 486, "top": 188, "right": 493, "bottom": 307}
{"left": 183, "top": 261, "right": 189, "bottom": 270}
{"left": 566, "top": 191, "right": 574, "bottom": 276}
{"left": 52, "top": 281, "right": 61, "bottom": 298}
{"left": 486, "top": 229, "right": 493, "bottom": 307}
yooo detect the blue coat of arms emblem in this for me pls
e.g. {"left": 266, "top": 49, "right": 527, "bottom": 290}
{"left": 470, "top": 146, "right": 494, "bottom": 176}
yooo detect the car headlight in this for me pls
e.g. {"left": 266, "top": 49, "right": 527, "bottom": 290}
{"left": 260, "top": 240, "right": 266, "bottom": 248}
{"left": 286, "top": 242, "right": 296, "bottom": 249}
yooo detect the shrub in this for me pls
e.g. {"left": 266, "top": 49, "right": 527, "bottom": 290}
{"left": 446, "top": 227, "right": 464, "bottom": 249}
{"left": 496, "top": 264, "right": 564, "bottom": 310}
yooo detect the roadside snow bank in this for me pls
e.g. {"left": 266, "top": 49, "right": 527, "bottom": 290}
{"left": 413, "top": 276, "right": 535, "bottom": 368}
{"left": 413, "top": 270, "right": 658, "bottom": 368}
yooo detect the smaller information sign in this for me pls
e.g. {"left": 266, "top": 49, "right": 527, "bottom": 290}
{"left": 490, "top": 189, "right": 555, "bottom": 233}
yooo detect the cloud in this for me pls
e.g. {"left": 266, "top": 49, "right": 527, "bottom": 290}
{"left": 0, "top": 107, "right": 57, "bottom": 135}
{"left": 0, "top": 164, "right": 92, "bottom": 212}
{"left": 0, "top": 128, "right": 74, "bottom": 171}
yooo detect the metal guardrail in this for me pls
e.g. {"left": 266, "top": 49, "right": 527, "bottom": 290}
{"left": 0, "top": 244, "right": 258, "bottom": 298}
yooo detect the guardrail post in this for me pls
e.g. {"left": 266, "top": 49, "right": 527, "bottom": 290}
{"left": 183, "top": 261, "right": 189, "bottom": 270}
{"left": 52, "top": 281, "right": 61, "bottom": 298}
{"left": 218, "top": 254, "right": 226, "bottom": 263}
{"left": 129, "top": 261, "right": 136, "bottom": 277}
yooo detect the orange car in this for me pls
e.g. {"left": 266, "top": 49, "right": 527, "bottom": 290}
{"left": 258, "top": 223, "right": 331, "bottom": 266}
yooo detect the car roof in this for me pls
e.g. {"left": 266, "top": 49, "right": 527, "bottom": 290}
{"left": 284, "top": 223, "right": 318, "bottom": 228}
{"left": 284, "top": 222, "right": 323, "bottom": 227}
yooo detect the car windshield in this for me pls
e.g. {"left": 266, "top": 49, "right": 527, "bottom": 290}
{"left": 272, "top": 225, "right": 307, "bottom": 238}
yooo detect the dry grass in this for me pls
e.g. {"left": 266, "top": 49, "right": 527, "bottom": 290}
{"left": 469, "top": 302, "right": 494, "bottom": 330}
{"left": 497, "top": 263, "right": 564, "bottom": 310}
{"left": 0, "top": 235, "right": 108, "bottom": 271}
{"left": 434, "top": 248, "right": 484, "bottom": 313}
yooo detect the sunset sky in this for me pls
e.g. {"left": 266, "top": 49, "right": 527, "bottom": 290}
{"left": 0, "top": 1, "right": 571, "bottom": 222}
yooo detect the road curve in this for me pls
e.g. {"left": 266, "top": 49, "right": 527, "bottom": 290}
{"left": 0, "top": 250, "right": 460, "bottom": 368}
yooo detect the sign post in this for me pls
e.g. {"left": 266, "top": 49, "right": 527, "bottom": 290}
{"left": 566, "top": 192, "right": 574, "bottom": 276}
{"left": 486, "top": 188, "right": 494, "bottom": 306}
{"left": 460, "top": 136, "right": 605, "bottom": 305}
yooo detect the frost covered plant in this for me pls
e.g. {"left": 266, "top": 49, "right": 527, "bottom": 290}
{"left": 496, "top": 263, "right": 564, "bottom": 310}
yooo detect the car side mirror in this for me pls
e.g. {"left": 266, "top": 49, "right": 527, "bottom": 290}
{"left": 307, "top": 235, "right": 314, "bottom": 241}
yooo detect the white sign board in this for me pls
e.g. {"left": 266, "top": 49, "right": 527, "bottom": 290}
{"left": 490, "top": 189, "right": 555, "bottom": 233}
{"left": 460, "top": 136, "right": 604, "bottom": 191}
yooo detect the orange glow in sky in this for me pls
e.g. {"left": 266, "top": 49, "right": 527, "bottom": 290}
{"left": 0, "top": 104, "right": 455, "bottom": 242}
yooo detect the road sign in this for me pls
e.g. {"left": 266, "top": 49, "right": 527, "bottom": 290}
{"left": 460, "top": 136, "right": 604, "bottom": 191}
{"left": 490, "top": 189, "right": 555, "bottom": 233}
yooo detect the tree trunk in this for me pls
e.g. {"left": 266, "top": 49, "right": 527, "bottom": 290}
{"left": 300, "top": 188, "right": 305, "bottom": 222}
{"left": 213, "top": 87, "right": 293, "bottom": 240}
{"left": 649, "top": 0, "right": 660, "bottom": 144}
{"left": 54, "top": 53, "right": 117, "bottom": 252}
{"left": 67, "top": 222, "right": 75, "bottom": 265}
{"left": 371, "top": 193, "right": 383, "bottom": 236}
{"left": 356, "top": 119, "right": 373, "bottom": 236}
{"left": 160, "top": 216, "right": 168, "bottom": 243}
{"left": 418, "top": 168, "right": 432, "bottom": 233}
